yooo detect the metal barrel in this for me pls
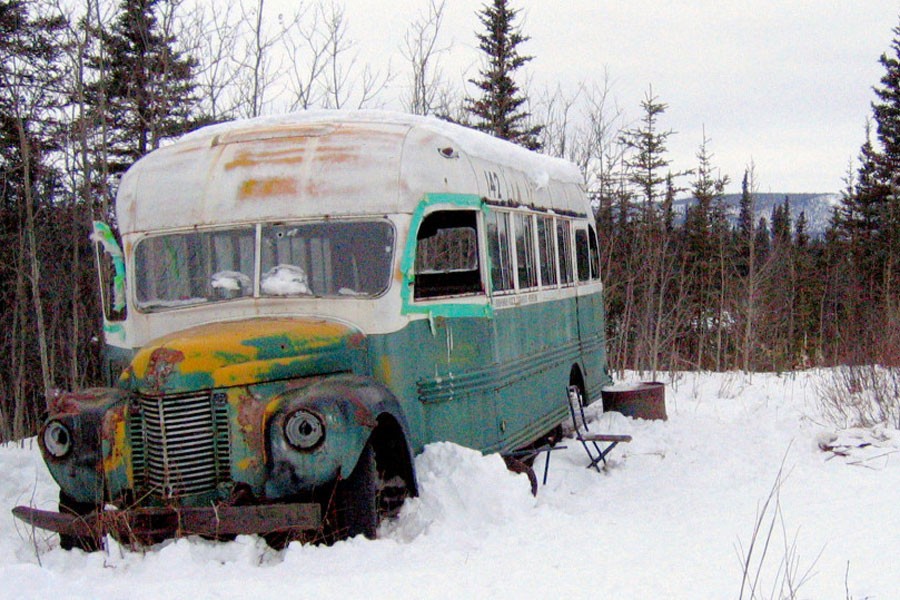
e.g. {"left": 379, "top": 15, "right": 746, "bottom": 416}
{"left": 601, "top": 381, "right": 667, "bottom": 421}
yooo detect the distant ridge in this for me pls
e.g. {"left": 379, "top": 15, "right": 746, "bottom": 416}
{"left": 673, "top": 193, "right": 840, "bottom": 237}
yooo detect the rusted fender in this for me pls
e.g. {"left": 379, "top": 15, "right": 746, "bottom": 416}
{"left": 12, "top": 502, "right": 321, "bottom": 542}
{"left": 264, "top": 373, "right": 416, "bottom": 499}
{"left": 39, "top": 388, "right": 129, "bottom": 505}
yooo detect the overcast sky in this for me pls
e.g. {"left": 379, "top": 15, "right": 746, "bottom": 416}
{"left": 275, "top": 1, "right": 900, "bottom": 194}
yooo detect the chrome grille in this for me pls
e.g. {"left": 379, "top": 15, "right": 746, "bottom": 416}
{"left": 130, "top": 393, "right": 230, "bottom": 498}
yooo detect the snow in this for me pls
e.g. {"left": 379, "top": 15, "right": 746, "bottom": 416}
{"left": 211, "top": 271, "right": 251, "bottom": 293}
{"left": 177, "top": 109, "right": 582, "bottom": 186}
{"left": 260, "top": 264, "right": 311, "bottom": 296}
{"left": 3, "top": 370, "right": 899, "bottom": 599}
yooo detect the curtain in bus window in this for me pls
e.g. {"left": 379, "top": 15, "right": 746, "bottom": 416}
{"left": 514, "top": 213, "right": 537, "bottom": 289}
{"left": 556, "top": 219, "right": 573, "bottom": 285}
{"left": 575, "top": 228, "right": 590, "bottom": 283}
{"left": 414, "top": 211, "right": 483, "bottom": 299}
{"left": 537, "top": 216, "right": 558, "bottom": 287}
{"left": 486, "top": 210, "right": 513, "bottom": 293}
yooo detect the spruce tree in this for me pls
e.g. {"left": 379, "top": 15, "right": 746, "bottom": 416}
{"left": 620, "top": 88, "right": 687, "bottom": 222}
{"left": 873, "top": 20, "right": 900, "bottom": 186}
{"left": 872, "top": 24, "right": 900, "bottom": 311}
{"left": 771, "top": 196, "right": 792, "bottom": 247}
{"left": 465, "top": 0, "right": 542, "bottom": 150}
{"left": 86, "top": 0, "right": 204, "bottom": 177}
{"left": 825, "top": 17, "right": 900, "bottom": 361}
{"left": 735, "top": 169, "right": 755, "bottom": 277}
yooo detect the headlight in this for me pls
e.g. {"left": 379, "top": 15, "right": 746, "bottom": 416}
{"left": 43, "top": 420, "right": 73, "bottom": 459}
{"left": 284, "top": 409, "right": 325, "bottom": 451}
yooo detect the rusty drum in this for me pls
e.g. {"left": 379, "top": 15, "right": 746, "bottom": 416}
{"left": 601, "top": 381, "right": 667, "bottom": 421}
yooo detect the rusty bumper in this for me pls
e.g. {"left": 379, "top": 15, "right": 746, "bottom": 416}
{"left": 12, "top": 502, "right": 321, "bottom": 543}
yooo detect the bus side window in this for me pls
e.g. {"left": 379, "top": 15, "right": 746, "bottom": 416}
{"left": 514, "top": 213, "right": 537, "bottom": 290}
{"left": 575, "top": 228, "right": 590, "bottom": 282}
{"left": 414, "top": 210, "right": 484, "bottom": 299}
{"left": 537, "top": 216, "right": 558, "bottom": 287}
{"left": 486, "top": 210, "right": 514, "bottom": 293}
{"left": 588, "top": 225, "right": 601, "bottom": 280}
{"left": 556, "top": 219, "right": 573, "bottom": 285}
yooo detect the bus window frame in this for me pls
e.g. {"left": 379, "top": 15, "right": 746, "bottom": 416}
{"left": 536, "top": 215, "right": 559, "bottom": 289}
{"left": 485, "top": 209, "right": 515, "bottom": 296}
{"left": 574, "top": 225, "right": 590, "bottom": 283}
{"left": 512, "top": 211, "right": 538, "bottom": 292}
{"left": 588, "top": 224, "right": 601, "bottom": 281}
{"left": 400, "top": 194, "right": 493, "bottom": 319}
{"left": 412, "top": 209, "right": 485, "bottom": 300}
{"left": 556, "top": 218, "right": 575, "bottom": 287}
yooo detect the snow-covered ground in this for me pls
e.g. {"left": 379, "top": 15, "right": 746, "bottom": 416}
{"left": 2, "top": 370, "right": 898, "bottom": 599}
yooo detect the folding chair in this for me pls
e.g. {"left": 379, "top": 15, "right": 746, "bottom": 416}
{"left": 566, "top": 385, "right": 632, "bottom": 472}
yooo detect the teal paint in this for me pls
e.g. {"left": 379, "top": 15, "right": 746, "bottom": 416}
{"left": 369, "top": 292, "right": 610, "bottom": 455}
{"left": 400, "top": 194, "right": 494, "bottom": 319}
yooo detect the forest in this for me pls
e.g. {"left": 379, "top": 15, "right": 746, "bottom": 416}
{"left": 2, "top": 0, "right": 900, "bottom": 441}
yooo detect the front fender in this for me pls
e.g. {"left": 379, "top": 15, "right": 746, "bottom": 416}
{"left": 40, "top": 388, "right": 129, "bottom": 505}
{"left": 264, "top": 374, "right": 409, "bottom": 499}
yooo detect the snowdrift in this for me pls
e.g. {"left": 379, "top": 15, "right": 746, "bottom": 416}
{"left": 2, "top": 370, "right": 898, "bottom": 599}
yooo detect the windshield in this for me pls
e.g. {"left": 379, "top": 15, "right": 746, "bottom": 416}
{"left": 135, "top": 220, "right": 394, "bottom": 311}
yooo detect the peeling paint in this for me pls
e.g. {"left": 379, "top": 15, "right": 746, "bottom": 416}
{"left": 102, "top": 404, "right": 128, "bottom": 474}
{"left": 145, "top": 347, "right": 185, "bottom": 392}
{"left": 49, "top": 393, "right": 84, "bottom": 416}
{"left": 236, "top": 392, "right": 266, "bottom": 456}
{"left": 127, "top": 318, "right": 362, "bottom": 395}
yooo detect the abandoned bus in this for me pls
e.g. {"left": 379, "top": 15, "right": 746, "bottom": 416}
{"left": 14, "top": 111, "right": 611, "bottom": 548}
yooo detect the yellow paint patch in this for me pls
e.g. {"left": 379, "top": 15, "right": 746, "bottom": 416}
{"left": 130, "top": 318, "right": 351, "bottom": 382}
{"left": 103, "top": 418, "right": 127, "bottom": 474}
{"left": 376, "top": 355, "right": 392, "bottom": 384}
{"left": 237, "top": 457, "right": 260, "bottom": 471}
{"left": 239, "top": 177, "right": 297, "bottom": 199}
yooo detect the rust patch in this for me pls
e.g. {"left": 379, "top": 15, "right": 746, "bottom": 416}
{"left": 314, "top": 150, "right": 357, "bottom": 164}
{"left": 239, "top": 177, "right": 297, "bottom": 199}
{"left": 48, "top": 390, "right": 112, "bottom": 415}
{"left": 49, "top": 393, "right": 84, "bottom": 416}
{"left": 224, "top": 147, "right": 308, "bottom": 171}
{"left": 102, "top": 404, "right": 126, "bottom": 443}
{"left": 347, "top": 395, "right": 378, "bottom": 429}
{"left": 346, "top": 332, "right": 366, "bottom": 349}
{"left": 236, "top": 392, "right": 267, "bottom": 454}
{"left": 147, "top": 347, "right": 185, "bottom": 391}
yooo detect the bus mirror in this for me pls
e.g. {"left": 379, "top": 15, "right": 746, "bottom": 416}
{"left": 91, "top": 221, "right": 127, "bottom": 320}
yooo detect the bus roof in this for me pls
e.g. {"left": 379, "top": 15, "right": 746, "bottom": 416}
{"left": 116, "top": 110, "right": 589, "bottom": 236}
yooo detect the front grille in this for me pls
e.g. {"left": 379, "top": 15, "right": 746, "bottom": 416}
{"left": 130, "top": 393, "right": 230, "bottom": 498}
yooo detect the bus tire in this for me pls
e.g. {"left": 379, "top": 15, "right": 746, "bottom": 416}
{"left": 58, "top": 491, "right": 101, "bottom": 552}
{"left": 333, "top": 441, "right": 378, "bottom": 540}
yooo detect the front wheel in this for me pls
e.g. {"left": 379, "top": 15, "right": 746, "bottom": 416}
{"left": 331, "top": 442, "right": 378, "bottom": 540}
{"left": 58, "top": 491, "right": 102, "bottom": 552}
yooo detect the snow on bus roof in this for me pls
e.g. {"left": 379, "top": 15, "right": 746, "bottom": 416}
{"left": 178, "top": 109, "right": 582, "bottom": 185}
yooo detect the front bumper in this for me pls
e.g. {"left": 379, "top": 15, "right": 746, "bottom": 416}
{"left": 12, "top": 502, "right": 321, "bottom": 545}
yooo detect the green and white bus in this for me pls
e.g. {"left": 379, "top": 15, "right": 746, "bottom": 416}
{"left": 14, "top": 111, "right": 611, "bottom": 548}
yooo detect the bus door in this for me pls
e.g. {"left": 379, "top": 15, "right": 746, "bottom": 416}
{"left": 574, "top": 224, "right": 608, "bottom": 399}
{"left": 402, "top": 199, "right": 500, "bottom": 450}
